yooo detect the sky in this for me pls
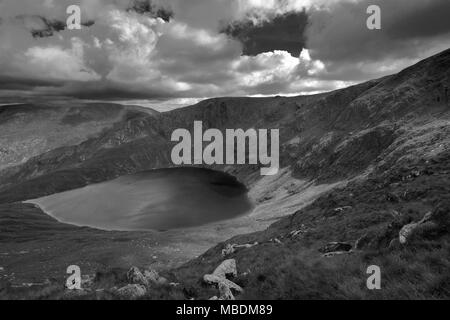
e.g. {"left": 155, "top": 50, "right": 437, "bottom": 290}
{"left": 0, "top": 0, "right": 449, "bottom": 110}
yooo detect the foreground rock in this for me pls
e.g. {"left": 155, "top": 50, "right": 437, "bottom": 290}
{"left": 222, "top": 242, "right": 258, "bottom": 257}
{"left": 127, "top": 267, "right": 148, "bottom": 286}
{"left": 116, "top": 284, "right": 147, "bottom": 299}
{"left": 319, "top": 242, "right": 353, "bottom": 255}
{"left": 218, "top": 283, "right": 235, "bottom": 300}
{"left": 399, "top": 203, "right": 449, "bottom": 244}
{"left": 212, "top": 259, "right": 237, "bottom": 278}
{"left": 204, "top": 259, "right": 243, "bottom": 300}
{"left": 143, "top": 269, "right": 168, "bottom": 285}
{"left": 127, "top": 266, "right": 168, "bottom": 286}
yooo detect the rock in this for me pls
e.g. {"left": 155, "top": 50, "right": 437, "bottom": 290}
{"left": 400, "top": 220, "right": 439, "bottom": 244}
{"left": 355, "top": 234, "right": 371, "bottom": 250}
{"left": 218, "top": 282, "right": 235, "bottom": 300}
{"left": 221, "top": 244, "right": 235, "bottom": 257}
{"left": 272, "top": 238, "right": 283, "bottom": 244}
{"left": 127, "top": 267, "right": 167, "bottom": 286}
{"left": 203, "top": 274, "right": 243, "bottom": 293}
{"left": 322, "top": 251, "right": 353, "bottom": 258}
{"left": 203, "top": 259, "right": 243, "bottom": 297}
{"left": 289, "top": 225, "right": 309, "bottom": 238}
{"left": 116, "top": 284, "right": 147, "bottom": 299}
{"left": 143, "top": 269, "right": 168, "bottom": 285}
{"left": 212, "top": 259, "right": 237, "bottom": 278}
{"left": 334, "top": 206, "right": 352, "bottom": 213}
{"left": 222, "top": 243, "right": 258, "bottom": 257}
{"left": 319, "top": 242, "right": 353, "bottom": 254}
{"left": 127, "top": 267, "right": 148, "bottom": 286}
{"left": 398, "top": 209, "right": 445, "bottom": 245}
{"left": 143, "top": 269, "right": 159, "bottom": 282}
{"left": 399, "top": 222, "right": 418, "bottom": 244}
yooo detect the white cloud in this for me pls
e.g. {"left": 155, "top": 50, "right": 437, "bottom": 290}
{"left": 0, "top": 0, "right": 449, "bottom": 103}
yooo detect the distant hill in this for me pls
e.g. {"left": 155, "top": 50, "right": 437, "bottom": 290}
{"left": 0, "top": 102, "right": 158, "bottom": 172}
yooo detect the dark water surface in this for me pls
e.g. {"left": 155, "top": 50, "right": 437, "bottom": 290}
{"left": 27, "top": 168, "right": 253, "bottom": 231}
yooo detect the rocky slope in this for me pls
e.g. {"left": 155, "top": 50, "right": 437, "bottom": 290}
{"left": 0, "top": 48, "right": 450, "bottom": 299}
{"left": 0, "top": 102, "right": 158, "bottom": 172}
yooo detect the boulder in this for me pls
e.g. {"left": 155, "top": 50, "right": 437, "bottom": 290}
{"left": 222, "top": 243, "right": 259, "bottom": 257}
{"left": 203, "top": 274, "right": 243, "bottom": 293}
{"left": 323, "top": 251, "right": 353, "bottom": 258}
{"left": 127, "top": 267, "right": 168, "bottom": 286}
{"left": 334, "top": 206, "right": 352, "bottom": 213}
{"left": 204, "top": 259, "right": 243, "bottom": 298}
{"left": 398, "top": 208, "right": 447, "bottom": 245}
{"left": 319, "top": 242, "right": 353, "bottom": 254}
{"left": 116, "top": 284, "right": 147, "bottom": 299}
{"left": 212, "top": 259, "right": 237, "bottom": 278}
{"left": 399, "top": 222, "right": 419, "bottom": 244}
{"left": 289, "top": 225, "right": 309, "bottom": 238}
{"left": 221, "top": 244, "right": 235, "bottom": 257}
{"left": 270, "top": 238, "right": 283, "bottom": 244}
{"left": 218, "top": 282, "right": 235, "bottom": 300}
{"left": 144, "top": 269, "right": 168, "bottom": 285}
{"left": 126, "top": 267, "right": 148, "bottom": 286}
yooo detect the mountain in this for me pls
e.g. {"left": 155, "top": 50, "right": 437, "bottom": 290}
{"left": 0, "top": 102, "right": 158, "bottom": 172}
{"left": 0, "top": 48, "right": 449, "bottom": 299}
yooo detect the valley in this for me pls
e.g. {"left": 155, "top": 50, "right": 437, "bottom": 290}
{"left": 0, "top": 48, "right": 449, "bottom": 300}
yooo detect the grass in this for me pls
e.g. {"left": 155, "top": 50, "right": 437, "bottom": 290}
{"left": 168, "top": 151, "right": 450, "bottom": 300}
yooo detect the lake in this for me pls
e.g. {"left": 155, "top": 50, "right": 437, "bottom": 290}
{"left": 26, "top": 168, "right": 253, "bottom": 231}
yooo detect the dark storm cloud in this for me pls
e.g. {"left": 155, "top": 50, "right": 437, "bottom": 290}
{"left": 385, "top": 0, "right": 450, "bottom": 39}
{"left": 0, "top": 75, "right": 63, "bottom": 91}
{"left": 0, "top": 76, "right": 178, "bottom": 101}
{"left": 307, "top": 0, "right": 450, "bottom": 64}
{"left": 50, "top": 81, "right": 180, "bottom": 100}
{"left": 15, "top": 1, "right": 171, "bottom": 39}
{"left": 128, "top": 0, "right": 173, "bottom": 21}
{"left": 223, "top": 11, "right": 308, "bottom": 57}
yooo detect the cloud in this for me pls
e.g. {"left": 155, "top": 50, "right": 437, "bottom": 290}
{"left": 0, "top": 0, "right": 449, "bottom": 105}
{"left": 305, "top": 0, "right": 450, "bottom": 81}
{"left": 224, "top": 11, "right": 308, "bottom": 56}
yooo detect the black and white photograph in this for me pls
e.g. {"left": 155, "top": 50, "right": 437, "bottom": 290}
{"left": 0, "top": 0, "right": 449, "bottom": 305}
